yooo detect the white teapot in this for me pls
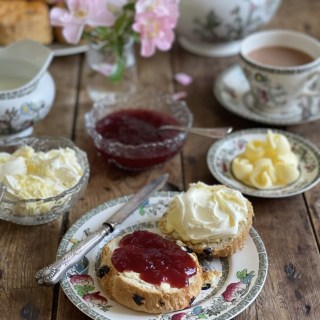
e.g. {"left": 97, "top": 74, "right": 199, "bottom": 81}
{"left": 177, "top": 0, "right": 282, "bottom": 57}
{"left": 0, "top": 40, "right": 55, "bottom": 136}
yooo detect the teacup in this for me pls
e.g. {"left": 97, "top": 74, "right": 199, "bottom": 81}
{"left": 239, "top": 29, "right": 320, "bottom": 113}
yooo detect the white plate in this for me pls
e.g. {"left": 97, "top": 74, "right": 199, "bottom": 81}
{"left": 58, "top": 192, "right": 268, "bottom": 320}
{"left": 207, "top": 128, "right": 320, "bottom": 198}
{"left": 213, "top": 64, "right": 320, "bottom": 126}
{"left": 49, "top": 43, "right": 88, "bottom": 56}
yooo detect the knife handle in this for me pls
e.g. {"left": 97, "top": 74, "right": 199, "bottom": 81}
{"left": 35, "top": 223, "right": 113, "bottom": 286}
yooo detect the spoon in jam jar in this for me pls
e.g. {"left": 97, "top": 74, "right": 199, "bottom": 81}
{"left": 159, "top": 125, "right": 232, "bottom": 139}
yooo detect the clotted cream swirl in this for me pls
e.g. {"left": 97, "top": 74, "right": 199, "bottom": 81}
{"left": 0, "top": 146, "right": 83, "bottom": 200}
{"left": 163, "top": 182, "right": 249, "bottom": 243}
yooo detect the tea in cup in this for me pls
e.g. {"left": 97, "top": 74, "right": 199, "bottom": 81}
{"left": 239, "top": 30, "right": 320, "bottom": 113}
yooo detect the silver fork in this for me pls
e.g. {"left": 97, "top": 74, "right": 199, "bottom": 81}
{"left": 159, "top": 125, "right": 232, "bottom": 139}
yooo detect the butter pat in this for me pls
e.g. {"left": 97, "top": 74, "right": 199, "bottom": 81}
{"left": 232, "top": 131, "right": 299, "bottom": 189}
{"left": 0, "top": 146, "right": 84, "bottom": 200}
{"left": 163, "top": 182, "right": 249, "bottom": 243}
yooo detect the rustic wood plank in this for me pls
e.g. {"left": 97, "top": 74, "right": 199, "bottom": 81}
{"left": 33, "top": 56, "right": 82, "bottom": 137}
{"left": 0, "top": 55, "right": 81, "bottom": 319}
{"left": 269, "top": 0, "right": 320, "bottom": 298}
{"left": 246, "top": 197, "right": 320, "bottom": 319}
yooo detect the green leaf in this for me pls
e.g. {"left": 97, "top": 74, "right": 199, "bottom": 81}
{"left": 236, "top": 269, "right": 248, "bottom": 280}
{"left": 123, "top": 2, "right": 135, "bottom": 11}
{"left": 114, "top": 15, "right": 129, "bottom": 36}
{"left": 108, "top": 56, "right": 126, "bottom": 83}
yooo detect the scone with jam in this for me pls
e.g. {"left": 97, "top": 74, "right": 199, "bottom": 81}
{"left": 97, "top": 230, "right": 220, "bottom": 314}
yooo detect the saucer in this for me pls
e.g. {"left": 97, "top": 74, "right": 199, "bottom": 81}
{"left": 49, "top": 43, "right": 88, "bottom": 57}
{"left": 0, "top": 126, "right": 33, "bottom": 140}
{"left": 213, "top": 64, "right": 320, "bottom": 126}
{"left": 178, "top": 35, "right": 241, "bottom": 57}
{"left": 207, "top": 128, "right": 320, "bottom": 198}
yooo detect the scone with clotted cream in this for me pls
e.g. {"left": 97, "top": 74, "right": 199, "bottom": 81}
{"left": 158, "top": 182, "right": 254, "bottom": 257}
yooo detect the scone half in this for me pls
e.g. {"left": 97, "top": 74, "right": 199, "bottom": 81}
{"left": 97, "top": 230, "right": 205, "bottom": 314}
{"left": 158, "top": 183, "right": 254, "bottom": 257}
{"left": 159, "top": 205, "right": 254, "bottom": 257}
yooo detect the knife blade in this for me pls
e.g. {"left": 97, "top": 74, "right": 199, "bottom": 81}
{"left": 35, "top": 173, "right": 168, "bottom": 286}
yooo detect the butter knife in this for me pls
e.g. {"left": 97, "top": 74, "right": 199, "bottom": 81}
{"left": 35, "top": 173, "right": 168, "bottom": 286}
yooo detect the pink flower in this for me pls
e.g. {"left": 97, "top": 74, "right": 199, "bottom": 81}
{"left": 133, "top": 0, "right": 179, "bottom": 57}
{"left": 50, "top": 0, "right": 116, "bottom": 44}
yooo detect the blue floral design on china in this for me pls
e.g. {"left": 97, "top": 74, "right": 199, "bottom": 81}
{"left": 207, "top": 128, "right": 320, "bottom": 198}
{"left": 58, "top": 193, "right": 268, "bottom": 320}
{"left": 20, "top": 101, "right": 46, "bottom": 117}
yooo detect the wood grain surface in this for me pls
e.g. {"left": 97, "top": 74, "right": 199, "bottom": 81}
{"left": 0, "top": 1, "right": 319, "bottom": 319}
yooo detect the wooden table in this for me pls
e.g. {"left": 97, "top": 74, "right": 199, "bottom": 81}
{"left": 1, "top": 1, "right": 320, "bottom": 319}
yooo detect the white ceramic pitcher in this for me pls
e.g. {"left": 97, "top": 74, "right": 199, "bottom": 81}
{"left": 0, "top": 40, "right": 55, "bottom": 137}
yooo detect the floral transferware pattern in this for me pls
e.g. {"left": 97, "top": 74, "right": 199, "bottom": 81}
{"left": 58, "top": 193, "right": 268, "bottom": 320}
{"left": 242, "top": 67, "right": 287, "bottom": 109}
{"left": 214, "top": 64, "right": 320, "bottom": 125}
{"left": 193, "top": 0, "right": 280, "bottom": 42}
{"left": 0, "top": 102, "right": 47, "bottom": 134}
{"left": 207, "top": 128, "right": 320, "bottom": 198}
{"left": 163, "top": 269, "right": 256, "bottom": 320}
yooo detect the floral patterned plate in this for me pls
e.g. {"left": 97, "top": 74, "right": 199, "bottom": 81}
{"left": 207, "top": 128, "right": 320, "bottom": 198}
{"left": 213, "top": 64, "right": 320, "bottom": 125}
{"left": 58, "top": 192, "right": 268, "bottom": 320}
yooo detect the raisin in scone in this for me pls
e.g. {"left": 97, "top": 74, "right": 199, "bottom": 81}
{"left": 97, "top": 230, "right": 214, "bottom": 314}
{"left": 159, "top": 182, "right": 254, "bottom": 257}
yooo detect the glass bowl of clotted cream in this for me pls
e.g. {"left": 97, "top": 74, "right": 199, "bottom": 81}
{"left": 0, "top": 136, "right": 89, "bottom": 225}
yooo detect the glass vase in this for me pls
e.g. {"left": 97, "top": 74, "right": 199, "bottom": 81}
{"left": 85, "top": 39, "right": 137, "bottom": 103}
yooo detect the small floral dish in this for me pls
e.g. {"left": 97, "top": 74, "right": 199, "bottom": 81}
{"left": 58, "top": 193, "right": 268, "bottom": 320}
{"left": 207, "top": 128, "right": 320, "bottom": 198}
{"left": 0, "top": 136, "right": 90, "bottom": 225}
{"left": 85, "top": 92, "right": 193, "bottom": 171}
